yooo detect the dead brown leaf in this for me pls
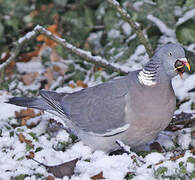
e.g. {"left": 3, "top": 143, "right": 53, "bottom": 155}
{"left": 69, "top": 84, "right": 76, "bottom": 88}
{"left": 15, "top": 108, "right": 36, "bottom": 119}
{"left": 26, "top": 151, "right": 35, "bottom": 159}
{"left": 46, "top": 175, "right": 55, "bottom": 180}
{"left": 91, "top": 171, "right": 105, "bottom": 180}
{"left": 15, "top": 108, "right": 41, "bottom": 127}
{"left": 19, "top": 46, "right": 41, "bottom": 62}
{"left": 18, "top": 133, "right": 26, "bottom": 143}
{"left": 47, "top": 158, "right": 78, "bottom": 178}
{"left": 18, "top": 133, "right": 33, "bottom": 148}
{"left": 76, "top": 80, "right": 88, "bottom": 88}
{"left": 150, "top": 142, "right": 163, "bottom": 153}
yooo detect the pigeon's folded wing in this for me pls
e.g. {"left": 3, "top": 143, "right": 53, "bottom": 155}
{"left": 40, "top": 77, "right": 130, "bottom": 137}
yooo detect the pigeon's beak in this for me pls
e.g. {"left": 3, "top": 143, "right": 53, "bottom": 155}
{"left": 174, "top": 58, "right": 191, "bottom": 78}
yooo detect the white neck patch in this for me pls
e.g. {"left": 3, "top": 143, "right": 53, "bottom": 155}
{"left": 138, "top": 69, "right": 157, "bottom": 86}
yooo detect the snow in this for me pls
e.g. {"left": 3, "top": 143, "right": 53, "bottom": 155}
{"left": 108, "top": 29, "right": 121, "bottom": 39}
{"left": 144, "top": 152, "right": 165, "bottom": 164}
{"left": 177, "top": 128, "right": 192, "bottom": 149}
{"left": 176, "top": 8, "right": 195, "bottom": 26}
{"left": 1, "top": 21, "right": 195, "bottom": 180}
{"left": 147, "top": 14, "right": 175, "bottom": 37}
{"left": 16, "top": 61, "right": 45, "bottom": 74}
{"left": 0, "top": 91, "right": 24, "bottom": 119}
{"left": 18, "top": 31, "right": 36, "bottom": 44}
{"left": 0, "top": 71, "right": 195, "bottom": 179}
{"left": 121, "top": 22, "right": 132, "bottom": 36}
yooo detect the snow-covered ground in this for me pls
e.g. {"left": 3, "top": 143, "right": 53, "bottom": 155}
{"left": 0, "top": 68, "right": 194, "bottom": 179}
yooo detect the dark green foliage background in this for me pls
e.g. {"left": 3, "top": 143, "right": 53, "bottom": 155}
{"left": 0, "top": 0, "right": 194, "bottom": 71}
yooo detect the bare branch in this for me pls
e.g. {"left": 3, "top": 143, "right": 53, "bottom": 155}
{"left": 0, "top": 31, "right": 40, "bottom": 72}
{"left": 0, "top": 25, "right": 130, "bottom": 75}
{"left": 34, "top": 25, "right": 130, "bottom": 74}
{"left": 107, "top": 0, "right": 153, "bottom": 57}
{"left": 155, "top": 148, "right": 195, "bottom": 166}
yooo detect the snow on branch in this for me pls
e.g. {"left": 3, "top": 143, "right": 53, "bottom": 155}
{"left": 0, "top": 31, "right": 39, "bottom": 72}
{"left": 107, "top": 0, "right": 153, "bottom": 57}
{"left": 147, "top": 14, "right": 175, "bottom": 37}
{"left": 0, "top": 25, "right": 130, "bottom": 74}
{"left": 34, "top": 25, "right": 130, "bottom": 74}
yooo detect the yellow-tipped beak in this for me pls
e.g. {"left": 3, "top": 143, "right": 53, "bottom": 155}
{"left": 184, "top": 62, "right": 191, "bottom": 71}
{"left": 174, "top": 58, "right": 191, "bottom": 72}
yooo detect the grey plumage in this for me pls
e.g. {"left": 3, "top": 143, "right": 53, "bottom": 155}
{"left": 7, "top": 43, "right": 190, "bottom": 152}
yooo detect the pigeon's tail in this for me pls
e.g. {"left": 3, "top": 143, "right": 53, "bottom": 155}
{"left": 6, "top": 96, "right": 53, "bottom": 111}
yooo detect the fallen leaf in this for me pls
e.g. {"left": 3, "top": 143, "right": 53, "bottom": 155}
{"left": 76, "top": 80, "right": 88, "bottom": 88}
{"left": 46, "top": 175, "right": 55, "bottom": 180}
{"left": 19, "top": 46, "right": 41, "bottom": 62}
{"left": 150, "top": 142, "right": 163, "bottom": 153}
{"left": 21, "top": 72, "right": 39, "bottom": 85}
{"left": 15, "top": 108, "right": 41, "bottom": 127}
{"left": 21, "top": 116, "right": 30, "bottom": 126}
{"left": 15, "top": 108, "right": 36, "bottom": 119}
{"left": 69, "top": 84, "right": 76, "bottom": 88}
{"left": 91, "top": 171, "right": 105, "bottom": 180}
{"left": 26, "top": 151, "right": 35, "bottom": 159}
{"left": 18, "top": 133, "right": 26, "bottom": 143}
{"left": 18, "top": 133, "right": 33, "bottom": 148}
{"left": 47, "top": 158, "right": 78, "bottom": 178}
{"left": 18, "top": 133, "right": 34, "bottom": 149}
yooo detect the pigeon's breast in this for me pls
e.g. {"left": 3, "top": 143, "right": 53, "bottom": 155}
{"left": 123, "top": 78, "right": 176, "bottom": 146}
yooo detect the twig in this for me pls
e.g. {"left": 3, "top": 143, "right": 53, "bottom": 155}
{"left": 155, "top": 148, "right": 195, "bottom": 166}
{"left": 0, "top": 25, "right": 130, "bottom": 75}
{"left": 34, "top": 25, "right": 130, "bottom": 74}
{"left": 107, "top": 0, "right": 153, "bottom": 57}
{"left": 0, "top": 31, "right": 40, "bottom": 72}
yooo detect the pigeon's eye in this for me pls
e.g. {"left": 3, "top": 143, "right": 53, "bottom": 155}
{"left": 169, "top": 52, "right": 172, "bottom": 56}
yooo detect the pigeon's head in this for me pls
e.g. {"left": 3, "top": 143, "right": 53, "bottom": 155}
{"left": 154, "top": 43, "right": 190, "bottom": 78}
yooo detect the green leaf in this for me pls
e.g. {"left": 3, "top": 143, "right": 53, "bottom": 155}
{"left": 10, "top": 131, "right": 14, "bottom": 137}
{"left": 187, "top": 157, "right": 195, "bottom": 164}
{"left": 28, "top": 132, "right": 38, "bottom": 141}
{"left": 15, "top": 174, "right": 27, "bottom": 180}
{"left": 176, "top": 19, "right": 195, "bottom": 45}
{"left": 35, "top": 147, "right": 43, "bottom": 152}
{"left": 190, "top": 170, "right": 195, "bottom": 179}
{"left": 26, "top": 144, "right": 33, "bottom": 152}
{"left": 156, "top": 166, "right": 168, "bottom": 176}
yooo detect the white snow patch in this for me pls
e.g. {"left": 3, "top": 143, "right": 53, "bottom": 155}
{"left": 144, "top": 152, "right": 165, "bottom": 164}
{"left": 121, "top": 22, "right": 132, "bottom": 36}
{"left": 56, "top": 130, "right": 70, "bottom": 143}
{"left": 0, "top": 91, "right": 24, "bottom": 120}
{"left": 16, "top": 61, "right": 45, "bottom": 74}
{"left": 108, "top": 29, "right": 121, "bottom": 39}
{"left": 177, "top": 129, "right": 192, "bottom": 149}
